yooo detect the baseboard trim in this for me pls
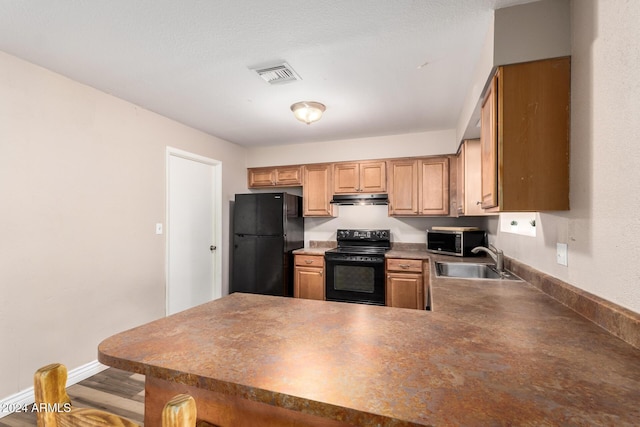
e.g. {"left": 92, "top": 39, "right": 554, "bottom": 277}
{"left": 507, "top": 257, "right": 640, "bottom": 349}
{"left": 0, "top": 360, "right": 108, "bottom": 418}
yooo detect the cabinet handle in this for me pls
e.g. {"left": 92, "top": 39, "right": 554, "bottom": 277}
{"left": 304, "top": 259, "right": 313, "bottom": 264}
{"left": 399, "top": 264, "right": 411, "bottom": 269}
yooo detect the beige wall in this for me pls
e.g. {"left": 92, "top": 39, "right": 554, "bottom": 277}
{"left": 0, "top": 51, "right": 247, "bottom": 398}
{"left": 492, "top": 0, "right": 640, "bottom": 314}
{"left": 493, "top": 0, "right": 571, "bottom": 67}
{"left": 246, "top": 129, "right": 457, "bottom": 167}
{"left": 457, "top": 0, "right": 572, "bottom": 142}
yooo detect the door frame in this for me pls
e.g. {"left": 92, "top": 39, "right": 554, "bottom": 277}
{"left": 165, "top": 147, "right": 223, "bottom": 315}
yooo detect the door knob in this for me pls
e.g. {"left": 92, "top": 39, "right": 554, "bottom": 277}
{"left": 210, "top": 245, "right": 217, "bottom": 251}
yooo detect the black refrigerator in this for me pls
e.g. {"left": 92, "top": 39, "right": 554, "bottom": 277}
{"left": 231, "top": 192, "right": 304, "bottom": 297}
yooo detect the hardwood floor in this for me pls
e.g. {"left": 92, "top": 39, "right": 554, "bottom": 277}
{"left": 0, "top": 368, "right": 145, "bottom": 427}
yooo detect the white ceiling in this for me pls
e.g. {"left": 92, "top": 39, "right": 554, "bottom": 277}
{"left": 0, "top": 0, "right": 534, "bottom": 147}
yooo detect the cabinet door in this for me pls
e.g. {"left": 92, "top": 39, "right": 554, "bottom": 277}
{"left": 463, "top": 139, "right": 486, "bottom": 215}
{"left": 359, "top": 161, "right": 386, "bottom": 193}
{"left": 479, "top": 58, "right": 570, "bottom": 212}
{"left": 334, "top": 161, "right": 386, "bottom": 193}
{"left": 386, "top": 272, "right": 423, "bottom": 309}
{"left": 480, "top": 71, "right": 498, "bottom": 209}
{"left": 294, "top": 266, "right": 325, "bottom": 300}
{"left": 248, "top": 167, "right": 276, "bottom": 187}
{"left": 275, "top": 166, "right": 302, "bottom": 186}
{"left": 500, "top": 57, "right": 570, "bottom": 211}
{"left": 303, "top": 164, "right": 335, "bottom": 217}
{"left": 419, "top": 157, "right": 449, "bottom": 215}
{"left": 333, "top": 163, "right": 359, "bottom": 193}
{"left": 388, "top": 160, "right": 418, "bottom": 216}
{"left": 455, "top": 148, "right": 464, "bottom": 216}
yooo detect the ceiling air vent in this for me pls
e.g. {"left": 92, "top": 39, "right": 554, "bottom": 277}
{"left": 252, "top": 63, "right": 301, "bottom": 85}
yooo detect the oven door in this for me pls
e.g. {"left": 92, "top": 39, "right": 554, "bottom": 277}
{"left": 325, "top": 255, "right": 385, "bottom": 305}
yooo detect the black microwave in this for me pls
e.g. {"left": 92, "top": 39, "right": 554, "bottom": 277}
{"left": 426, "top": 229, "right": 487, "bottom": 257}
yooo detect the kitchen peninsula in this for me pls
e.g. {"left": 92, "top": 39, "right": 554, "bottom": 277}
{"left": 98, "top": 283, "right": 640, "bottom": 426}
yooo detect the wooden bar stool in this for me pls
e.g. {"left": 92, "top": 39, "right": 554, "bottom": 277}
{"left": 34, "top": 363, "right": 202, "bottom": 427}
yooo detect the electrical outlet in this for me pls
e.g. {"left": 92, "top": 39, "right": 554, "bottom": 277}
{"left": 155, "top": 223, "right": 163, "bottom": 235}
{"left": 556, "top": 243, "right": 568, "bottom": 266}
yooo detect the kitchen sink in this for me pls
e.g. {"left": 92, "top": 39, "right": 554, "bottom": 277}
{"left": 435, "top": 262, "right": 521, "bottom": 281}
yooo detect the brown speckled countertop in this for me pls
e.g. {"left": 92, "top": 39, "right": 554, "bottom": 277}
{"left": 99, "top": 253, "right": 640, "bottom": 426}
{"left": 385, "top": 249, "right": 431, "bottom": 259}
{"left": 292, "top": 247, "right": 332, "bottom": 256}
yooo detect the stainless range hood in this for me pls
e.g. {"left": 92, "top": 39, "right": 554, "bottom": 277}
{"left": 330, "top": 193, "right": 389, "bottom": 205}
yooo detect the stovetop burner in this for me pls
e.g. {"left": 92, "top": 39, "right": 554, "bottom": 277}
{"left": 326, "top": 229, "right": 391, "bottom": 257}
{"left": 325, "top": 246, "right": 389, "bottom": 255}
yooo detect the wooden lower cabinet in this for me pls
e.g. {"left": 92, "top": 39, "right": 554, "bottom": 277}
{"left": 293, "top": 255, "right": 325, "bottom": 300}
{"left": 385, "top": 258, "right": 425, "bottom": 310}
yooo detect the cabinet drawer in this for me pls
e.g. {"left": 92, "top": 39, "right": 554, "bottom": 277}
{"left": 386, "top": 258, "right": 422, "bottom": 273}
{"left": 295, "top": 255, "right": 325, "bottom": 268}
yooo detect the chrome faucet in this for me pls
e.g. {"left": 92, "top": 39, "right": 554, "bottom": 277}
{"left": 471, "top": 244, "right": 504, "bottom": 272}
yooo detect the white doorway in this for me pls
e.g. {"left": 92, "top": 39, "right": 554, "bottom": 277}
{"left": 166, "top": 148, "right": 222, "bottom": 315}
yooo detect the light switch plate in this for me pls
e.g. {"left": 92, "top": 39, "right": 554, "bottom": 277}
{"left": 557, "top": 243, "right": 568, "bottom": 266}
{"left": 155, "top": 223, "right": 163, "bottom": 235}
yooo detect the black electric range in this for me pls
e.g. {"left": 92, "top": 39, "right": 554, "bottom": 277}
{"left": 324, "top": 229, "right": 390, "bottom": 305}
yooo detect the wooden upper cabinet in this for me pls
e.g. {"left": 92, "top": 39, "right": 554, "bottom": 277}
{"left": 303, "top": 164, "right": 335, "bottom": 217}
{"left": 456, "top": 139, "right": 488, "bottom": 216}
{"left": 419, "top": 157, "right": 449, "bottom": 215}
{"left": 388, "top": 157, "right": 449, "bottom": 216}
{"left": 453, "top": 148, "right": 463, "bottom": 216}
{"left": 333, "top": 160, "right": 386, "bottom": 193}
{"left": 333, "top": 162, "right": 359, "bottom": 193}
{"left": 275, "top": 166, "right": 303, "bottom": 186}
{"left": 248, "top": 168, "right": 275, "bottom": 187}
{"left": 248, "top": 165, "right": 302, "bottom": 188}
{"left": 481, "top": 57, "right": 571, "bottom": 211}
{"left": 449, "top": 153, "right": 459, "bottom": 216}
{"left": 480, "top": 72, "right": 498, "bottom": 210}
{"left": 388, "top": 159, "right": 419, "bottom": 215}
{"left": 360, "top": 161, "right": 386, "bottom": 192}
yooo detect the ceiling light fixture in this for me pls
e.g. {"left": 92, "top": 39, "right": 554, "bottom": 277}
{"left": 290, "top": 101, "right": 326, "bottom": 125}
